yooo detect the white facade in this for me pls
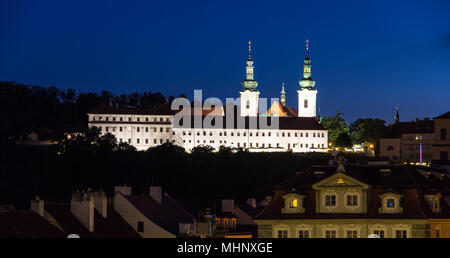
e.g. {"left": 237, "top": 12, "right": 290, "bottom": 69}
{"left": 297, "top": 88, "right": 317, "bottom": 117}
{"left": 87, "top": 41, "right": 327, "bottom": 152}
{"left": 88, "top": 113, "right": 327, "bottom": 152}
{"left": 88, "top": 114, "right": 173, "bottom": 150}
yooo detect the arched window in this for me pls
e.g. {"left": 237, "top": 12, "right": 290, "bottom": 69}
{"left": 304, "top": 99, "right": 308, "bottom": 108}
{"left": 246, "top": 100, "right": 250, "bottom": 109}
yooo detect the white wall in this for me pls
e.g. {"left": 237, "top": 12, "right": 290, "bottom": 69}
{"left": 297, "top": 89, "right": 317, "bottom": 117}
{"left": 113, "top": 193, "right": 175, "bottom": 238}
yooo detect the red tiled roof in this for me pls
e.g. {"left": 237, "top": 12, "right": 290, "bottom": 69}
{"left": 123, "top": 193, "right": 195, "bottom": 235}
{"left": 45, "top": 203, "right": 140, "bottom": 238}
{"left": 0, "top": 210, "right": 64, "bottom": 238}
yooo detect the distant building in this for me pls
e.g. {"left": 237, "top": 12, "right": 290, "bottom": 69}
{"left": 255, "top": 159, "right": 450, "bottom": 238}
{"left": 113, "top": 186, "right": 196, "bottom": 238}
{"left": 379, "top": 107, "right": 434, "bottom": 163}
{"left": 87, "top": 40, "right": 328, "bottom": 152}
{"left": 432, "top": 111, "right": 450, "bottom": 164}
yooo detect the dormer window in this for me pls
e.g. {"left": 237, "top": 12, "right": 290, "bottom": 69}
{"left": 378, "top": 193, "right": 403, "bottom": 213}
{"left": 281, "top": 193, "right": 305, "bottom": 214}
{"left": 290, "top": 199, "right": 298, "bottom": 208}
{"left": 387, "top": 199, "right": 395, "bottom": 208}
{"left": 425, "top": 194, "right": 442, "bottom": 213}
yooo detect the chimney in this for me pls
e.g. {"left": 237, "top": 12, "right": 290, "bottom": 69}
{"left": 93, "top": 191, "right": 108, "bottom": 218}
{"left": 114, "top": 185, "right": 132, "bottom": 196}
{"left": 30, "top": 197, "right": 44, "bottom": 217}
{"left": 246, "top": 198, "right": 257, "bottom": 208}
{"left": 222, "top": 199, "right": 235, "bottom": 213}
{"left": 71, "top": 191, "right": 95, "bottom": 232}
{"left": 150, "top": 186, "right": 162, "bottom": 204}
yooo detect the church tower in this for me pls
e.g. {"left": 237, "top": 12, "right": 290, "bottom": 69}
{"left": 240, "top": 41, "right": 260, "bottom": 116}
{"left": 297, "top": 40, "right": 317, "bottom": 117}
{"left": 280, "top": 83, "right": 286, "bottom": 107}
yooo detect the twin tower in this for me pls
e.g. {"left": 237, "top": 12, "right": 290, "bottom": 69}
{"left": 239, "top": 40, "right": 317, "bottom": 118}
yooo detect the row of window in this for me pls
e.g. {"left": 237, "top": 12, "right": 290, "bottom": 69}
{"left": 276, "top": 229, "right": 408, "bottom": 238}
{"left": 119, "top": 138, "right": 172, "bottom": 145}
{"left": 102, "top": 126, "right": 171, "bottom": 133}
{"left": 289, "top": 195, "right": 397, "bottom": 209}
{"left": 92, "top": 116, "right": 171, "bottom": 122}
{"left": 182, "top": 140, "right": 325, "bottom": 149}
{"left": 181, "top": 131, "right": 325, "bottom": 138}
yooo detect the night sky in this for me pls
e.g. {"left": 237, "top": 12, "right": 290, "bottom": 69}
{"left": 1, "top": 0, "right": 449, "bottom": 123}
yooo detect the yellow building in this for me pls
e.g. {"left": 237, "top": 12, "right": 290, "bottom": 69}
{"left": 255, "top": 158, "right": 450, "bottom": 238}
{"left": 432, "top": 111, "right": 450, "bottom": 163}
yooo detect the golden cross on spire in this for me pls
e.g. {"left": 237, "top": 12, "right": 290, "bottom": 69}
{"left": 248, "top": 40, "right": 252, "bottom": 55}
{"left": 306, "top": 39, "right": 309, "bottom": 52}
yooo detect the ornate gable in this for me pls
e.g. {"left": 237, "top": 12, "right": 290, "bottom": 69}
{"left": 312, "top": 172, "right": 369, "bottom": 190}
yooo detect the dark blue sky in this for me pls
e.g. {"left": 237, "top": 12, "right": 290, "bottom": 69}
{"left": 1, "top": 0, "right": 449, "bottom": 123}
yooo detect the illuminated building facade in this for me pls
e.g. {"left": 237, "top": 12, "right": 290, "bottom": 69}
{"left": 379, "top": 108, "right": 434, "bottom": 163}
{"left": 254, "top": 160, "right": 450, "bottom": 238}
{"left": 88, "top": 41, "right": 328, "bottom": 152}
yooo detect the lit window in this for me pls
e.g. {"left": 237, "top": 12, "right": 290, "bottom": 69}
{"left": 290, "top": 199, "right": 298, "bottom": 208}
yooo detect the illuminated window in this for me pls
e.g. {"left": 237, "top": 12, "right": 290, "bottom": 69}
{"left": 290, "top": 199, "right": 298, "bottom": 208}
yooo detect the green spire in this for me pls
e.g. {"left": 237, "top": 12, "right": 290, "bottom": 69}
{"left": 242, "top": 41, "right": 258, "bottom": 91}
{"left": 280, "top": 83, "right": 286, "bottom": 106}
{"left": 299, "top": 39, "right": 316, "bottom": 89}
